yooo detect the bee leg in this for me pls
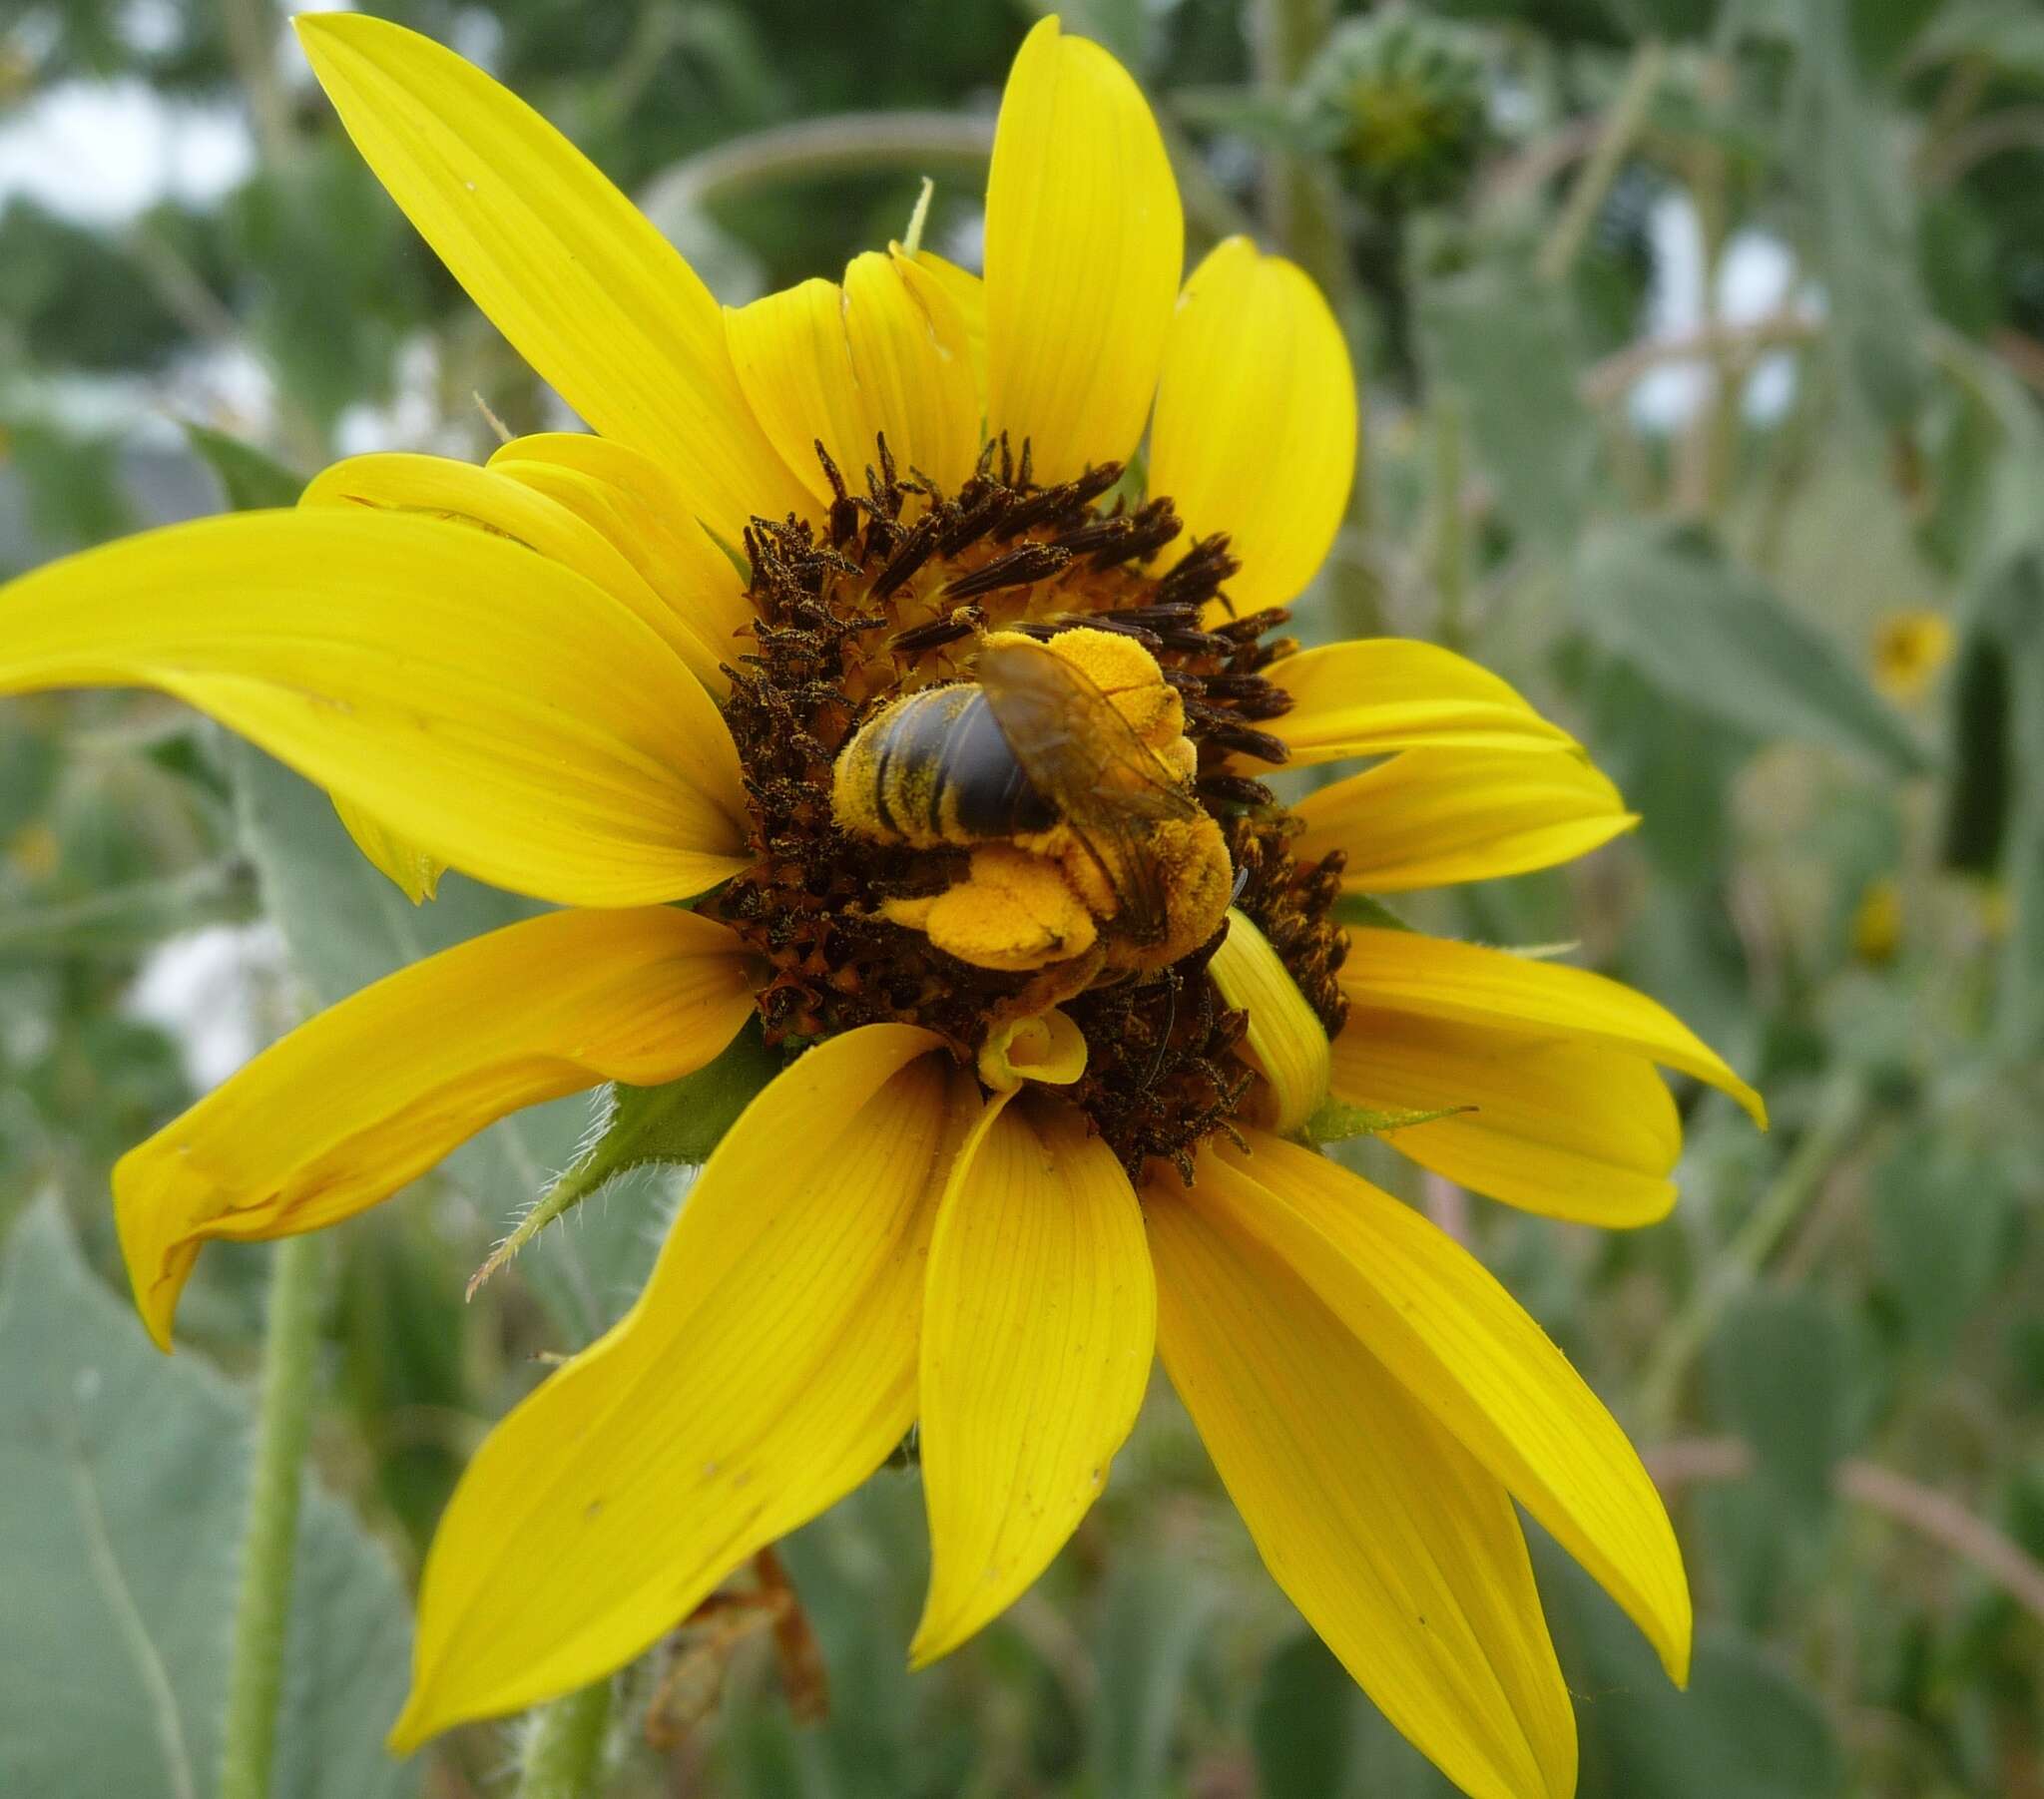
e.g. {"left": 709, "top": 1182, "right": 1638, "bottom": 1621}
{"left": 878, "top": 844, "right": 1100, "bottom": 975}
{"left": 988, "top": 946, "right": 1107, "bottom": 1035}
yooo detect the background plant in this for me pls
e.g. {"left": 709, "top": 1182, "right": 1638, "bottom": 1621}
{"left": 2, "top": 0, "right": 2042, "bottom": 1794}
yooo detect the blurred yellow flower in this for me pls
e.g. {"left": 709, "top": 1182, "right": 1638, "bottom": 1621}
{"left": 1976, "top": 879, "right": 2012, "bottom": 943}
{"left": 0, "top": 14, "right": 1767, "bottom": 1796}
{"left": 5, "top": 820, "right": 59, "bottom": 881}
{"left": 1871, "top": 608, "right": 1953, "bottom": 702}
{"left": 1850, "top": 877, "right": 1902, "bottom": 964}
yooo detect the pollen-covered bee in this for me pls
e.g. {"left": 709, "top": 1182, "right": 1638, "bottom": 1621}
{"left": 831, "top": 628, "right": 1235, "bottom": 977}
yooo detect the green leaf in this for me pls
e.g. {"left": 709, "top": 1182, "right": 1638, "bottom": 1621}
{"left": 1574, "top": 524, "right": 1930, "bottom": 776}
{"left": 0, "top": 860, "right": 258, "bottom": 961}
{"left": 0, "top": 720, "right": 60, "bottom": 839}
{"left": 1304, "top": 1098, "right": 1471, "bottom": 1143}
{"left": 1250, "top": 1632, "right": 1458, "bottom": 1799}
{"left": 1871, "top": 1135, "right": 2015, "bottom": 1359}
{"left": 0, "top": 1199, "right": 416, "bottom": 1799}
{"left": 1171, "top": 86, "right": 1319, "bottom": 152}
{"left": 1252, "top": 1634, "right": 1360, "bottom": 1799}
{"left": 1331, "top": 893, "right": 1418, "bottom": 932}
{"left": 1579, "top": 649, "right": 1750, "bottom": 885}
{"left": 1940, "top": 623, "right": 2013, "bottom": 874}
{"left": 464, "top": 1022, "right": 780, "bottom": 1300}
{"left": 1707, "top": 1288, "right": 1859, "bottom": 1519}
{"left": 725, "top": 1479, "right": 975, "bottom": 1799}
{"left": 1087, "top": 1552, "right": 1220, "bottom": 1799}
{"left": 596, "top": 1020, "right": 781, "bottom": 1170}
{"left": 228, "top": 741, "right": 649, "bottom": 1344}
{"left": 1256, "top": 1541, "right": 1843, "bottom": 1799}
{"left": 1534, "top": 1534, "right": 1841, "bottom": 1799}
{"left": 183, "top": 425, "right": 306, "bottom": 512}
{"left": 1418, "top": 257, "right": 1596, "bottom": 550}
{"left": 1783, "top": 0, "right": 1929, "bottom": 425}
{"left": 336, "top": 1210, "right": 472, "bottom": 1550}
{"left": 1909, "top": 0, "right": 2044, "bottom": 87}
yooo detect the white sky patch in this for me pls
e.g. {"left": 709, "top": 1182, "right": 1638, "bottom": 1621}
{"left": 126, "top": 922, "right": 288, "bottom": 1091}
{"left": 167, "top": 342, "right": 280, "bottom": 439}
{"left": 937, "top": 208, "right": 986, "bottom": 276}
{"left": 334, "top": 334, "right": 495, "bottom": 458}
{"left": 1631, "top": 193, "right": 1816, "bottom": 432}
{"left": 334, "top": 335, "right": 443, "bottom": 456}
{"left": 0, "top": 79, "right": 255, "bottom": 225}
{"left": 120, "top": 0, "right": 182, "bottom": 56}
{"left": 449, "top": 6, "right": 507, "bottom": 76}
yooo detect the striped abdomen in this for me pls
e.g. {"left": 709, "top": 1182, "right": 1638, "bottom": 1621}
{"left": 831, "top": 682, "right": 1058, "bottom": 848}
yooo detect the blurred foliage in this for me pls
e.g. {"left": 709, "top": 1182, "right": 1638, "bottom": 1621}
{"left": 5, "top": 0, "right": 2044, "bottom": 1795}
{"left": 0, "top": 1200, "right": 417, "bottom": 1799}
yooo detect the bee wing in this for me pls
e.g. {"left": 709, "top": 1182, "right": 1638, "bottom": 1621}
{"left": 976, "top": 638, "right": 1199, "bottom": 942}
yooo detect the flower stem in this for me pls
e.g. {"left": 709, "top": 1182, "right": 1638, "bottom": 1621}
{"left": 1636, "top": 1076, "right": 1868, "bottom": 1433}
{"left": 1250, "top": 0, "right": 1350, "bottom": 312}
{"left": 515, "top": 1681, "right": 615, "bottom": 1799}
{"left": 1430, "top": 394, "right": 1467, "bottom": 652}
{"left": 1535, "top": 37, "right": 1666, "bottom": 286}
{"left": 220, "top": 1231, "right": 324, "bottom": 1799}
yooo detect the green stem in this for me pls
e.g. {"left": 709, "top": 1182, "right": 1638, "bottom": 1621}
{"left": 639, "top": 113, "right": 993, "bottom": 215}
{"left": 1536, "top": 39, "right": 1667, "bottom": 286}
{"left": 1637, "top": 1077, "right": 1868, "bottom": 1433}
{"left": 515, "top": 1682, "right": 615, "bottom": 1799}
{"left": 1250, "top": 0, "right": 1349, "bottom": 312}
{"left": 220, "top": 0, "right": 291, "bottom": 168}
{"left": 219, "top": 1232, "right": 324, "bottom": 1799}
{"left": 1431, "top": 394, "right": 1466, "bottom": 652}
{"left": 0, "top": 858, "right": 256, "bottom": 955}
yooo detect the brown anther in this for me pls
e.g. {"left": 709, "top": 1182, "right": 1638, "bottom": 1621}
{"left": 941, "top": 542, "right": 1073, "bottom": 600}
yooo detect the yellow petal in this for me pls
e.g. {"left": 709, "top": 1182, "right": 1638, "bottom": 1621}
{"left": 393, "top": 1025, "right": 970, "bottom": 1747}
{"left": 1208, "top": 908, "right": 1329, "bottom": 1135}
{"left": 0, "top": 509, "right": 751, "bottom": 907}
{"left": 1331, "top": 1009, "right": 1681, "bottom": 1226}
{"left": 1259, "top": 641, "right": 1577, "bottom": 769}
{"left": 486, "top": 431, "right": 754, "bottom": 687}
{"left": 301, "top": 451, "right": 734, "bottom": 696}
{"left": 975, "top": 1006, "right": 1088, "bottom": 1092}
{"left": 983, "top": 16, "right": 1182, "bottom": 481}
{"left": 1340, "top": 928, "right": 1767, "bottom": 1125}
{"left": 1149, "top": 238, "right": 1356, "bottom": 611}
{"left": 330, "top": 792, "right": 443, "bottom": 904}
{"left": 900, "top": 248, "right": 988, "bottom": 422}
{"left": 116, "top": 906, "right": 758, "bottom": 1350}
{"left": 1293, "top": 745, "right": 1637, "bottom": 891}
{"left": 1148, "top": 1180, "right": 1575, "bottom": 1799}
{"left": 293, "top": 12, "right": 808, "bottom": 541}
{"left": 1210, "top": 1130, "right": 1692, "bottom": 1683}
{"left": 913, "top": 1094, "right": 1154, "bottom": 1664}
{"left": 726, "top": 250, "right": 982, "bottom": 506}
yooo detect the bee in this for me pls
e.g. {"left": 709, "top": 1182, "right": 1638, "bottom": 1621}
{"left": 831, "top": 629, "right": 1235, "bottom": 977}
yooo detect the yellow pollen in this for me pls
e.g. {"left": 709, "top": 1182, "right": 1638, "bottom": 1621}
{"left": 881, "top": 844, "right": 1100, "bottom": 973}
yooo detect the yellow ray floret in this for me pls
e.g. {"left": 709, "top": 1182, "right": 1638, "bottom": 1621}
{"left": 983, "top": 16, "right": 1183, "bottom": 480}
{"left": 0, "top": 508, "right": 752, "bottom": 908}
{"left": 1150, "top": 235, "right": 1358, "bottom": 612}
{"left": 390, "top": 1026, "right": 973, "bottom": 1747}
{"left": 912, "top": 1094, "right": 1153, "bottom": 1664}
{"left": 117, "top": 907, "right": 759, "bottom": 1349}
{"left": 1292, "top": 744, "right": 1637, "bottom": 892}
{"left": 1147, "top": 1173, "right": 1576, "bottom": 1799}
{"left": 294, "top": 11, "right": 810, "bottom": 542}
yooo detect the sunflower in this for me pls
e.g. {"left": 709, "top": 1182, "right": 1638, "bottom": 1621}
{"left": 0, "top": 14, "right": 1765, "bottom": 1798}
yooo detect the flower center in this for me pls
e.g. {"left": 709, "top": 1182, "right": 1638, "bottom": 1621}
{"left": 712, "top": 438, "right": 1349, "bottom": 1179}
